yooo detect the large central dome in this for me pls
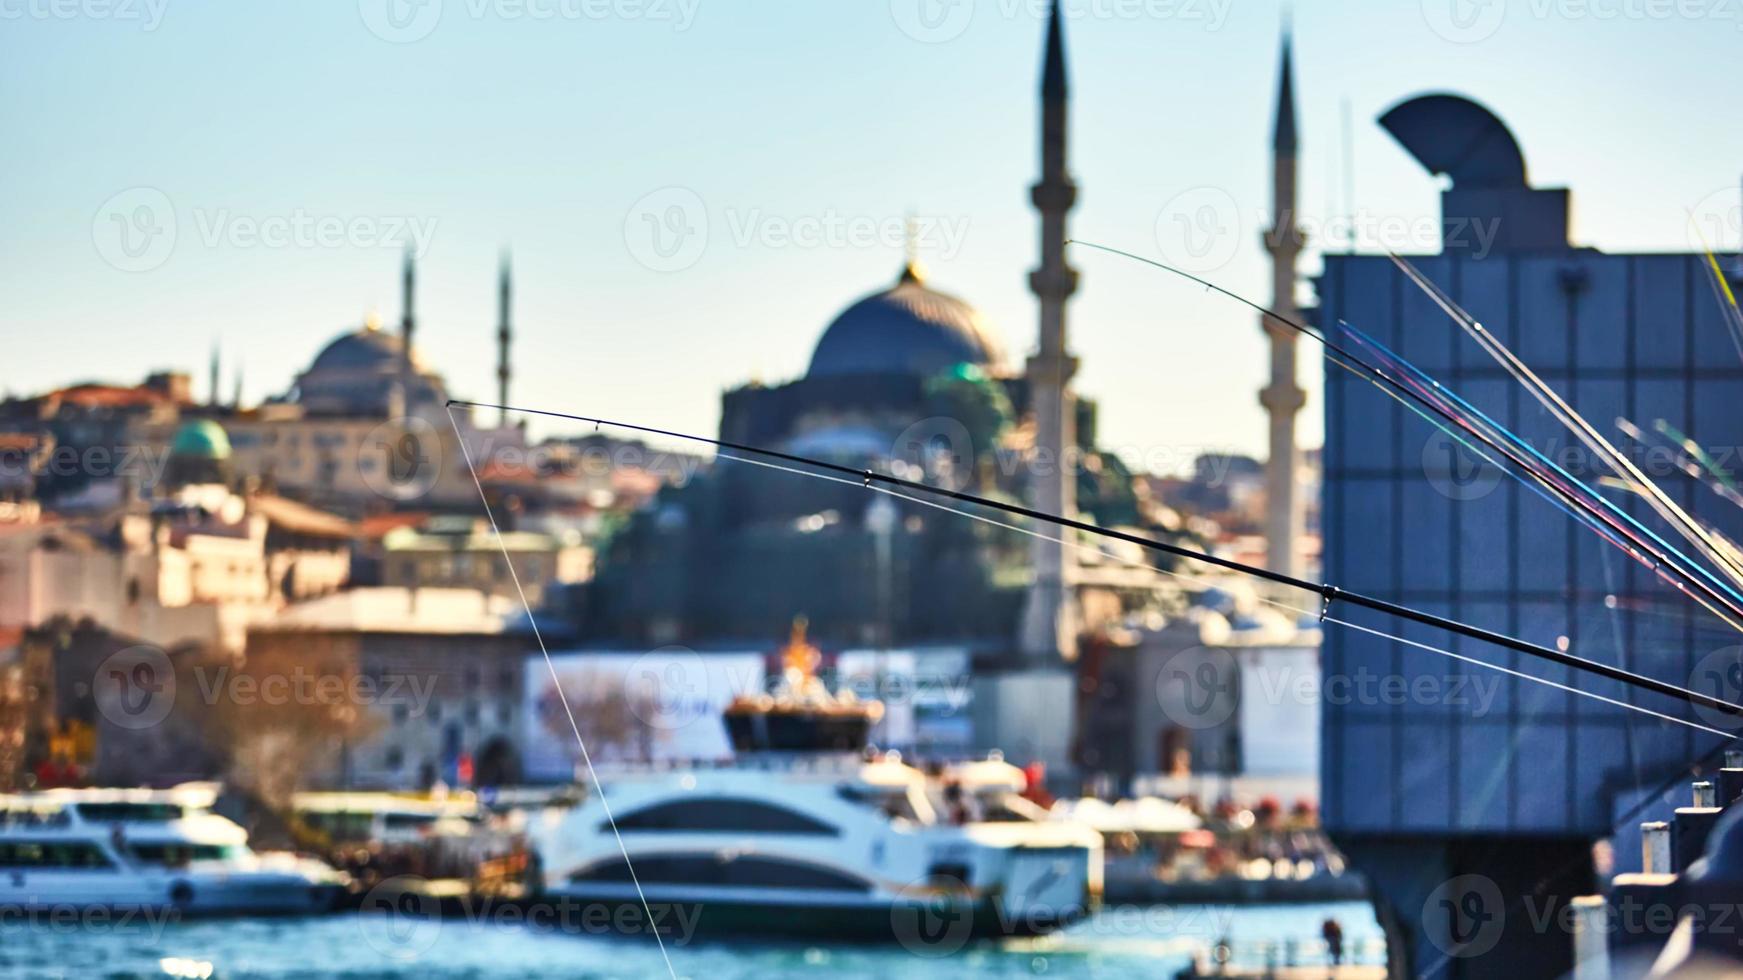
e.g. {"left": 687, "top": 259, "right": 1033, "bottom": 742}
{"left": 308, "top": 322, "right": 423, "bottom": 374}
{"left": 807, "top": 264, "right": 1004, "bottom": 379}
{"left": 289, "top": 319, "right": 444, "bottom": 417}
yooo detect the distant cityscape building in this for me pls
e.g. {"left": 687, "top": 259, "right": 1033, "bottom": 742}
{"left": 1079, "top": 588, "right": 1320, "bottom": 806}
{"left": 0, "top": 421, "right": 352, "bottom": 656}
{"left": 380, "top": 516, "right": 592, "bottom": 609}
{"left": 245, "top": 587, "right": 529, "bottom": 789}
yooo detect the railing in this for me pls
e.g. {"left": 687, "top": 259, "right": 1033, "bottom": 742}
{"left": 1190, "top": 936, "right": 1388, "bottom": 972}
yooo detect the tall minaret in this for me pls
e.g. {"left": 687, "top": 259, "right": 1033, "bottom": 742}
{"left": 1018, "top": 0, "right": 1081, "bottom": 665}
{"left": 208, "top": 340, "right": 221, "bottom": 409}
{"left": 1261, "top": 31, "right": 1306, "bottom": 579}
{"left": 400, "top": 245, "right": 418, "bottom": 410}
{"left": 497, "top": 249, "right": 513, "bottom": 428}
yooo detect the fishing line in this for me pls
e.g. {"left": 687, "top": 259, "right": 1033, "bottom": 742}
{"left": 445, "top": 405, "right": 679, "bottom": 978}
{"left": 707, "top": 444, "right": 1734, "bottom": 742}
{"left": 1065, "top": 239, "right": 1743, "bottom": 630}
{"left": 1655, "top": 418, "right": 1743, "bottom": 497}
{"left": 1618, "top": 418, "right": 1743, "bottom": 510}
{"left": 1390, "top": 254, "right": 1743, "bottom": 591}
{"left": 1369, "top": 255, "right": 1743, "bottom": 602}
{"left": 1687, "top": 209, "right": 1743, "bottom": 366}
{"left": 1335, "top": 319, "right": 1743, "bottom": 623}
{"left": 1322, "top": 617, "right": 1732, "bottom": 739}
{"left": 1062, "top": 241, "right": 1743, "bottom": 911}
{"left": 444, "top": 397, "right": 1743, "bottom": 720}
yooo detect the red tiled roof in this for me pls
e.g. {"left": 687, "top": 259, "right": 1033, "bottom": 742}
{"left": 357, "top": 512, "right": 429, "bottom": 540}
{"left": 48, "top": 384, "right": 175, "bottom": 409}
{"left": 248, "top": 494, "right": 355, "bottom": 538}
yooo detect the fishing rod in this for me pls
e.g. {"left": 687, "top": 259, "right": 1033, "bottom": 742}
{"left": 1066, "top": 240, "right": 1743, "bottom": 631}
{"left": 446, "top": 397, "right": 1743, "bottom": 719}
{"left": 1390, "top": 254, "right": 1743, "bottom": 592}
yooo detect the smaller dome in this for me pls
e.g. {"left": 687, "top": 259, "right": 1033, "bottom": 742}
{"left": 169, "top": 420, "right": 232, "bottom": 461}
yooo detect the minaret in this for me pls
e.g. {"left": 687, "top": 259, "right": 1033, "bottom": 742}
{"left": 400, "top": 246, "right": 418, "bottom": 410}
{"left": 497, "top": 249, "right": 512, "bottom": 428}
{"left": 208, "top": 340, "right": 221, "bottom": 409}
{"left": 1261, "top": 31, "right": 1306, "bottom": 579}
{"left": 1018, "top": 0, "right": 1081, "bottom": 665}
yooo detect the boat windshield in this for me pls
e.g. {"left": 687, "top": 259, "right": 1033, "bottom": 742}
{"left": 0, "top": 805, "right": 70, "bottom": 828}
{"left": 128, "top": 842, "right": 247, "bottom": 867}
{"left": 75, "top": 802, "right": 187, "bottom": 823}
{"left": 975, "top": 792, "right": 1049, "bottom": 823}
{"left": 0, "top": 840, "right": 115, "bottom": 869}
{"left": 838, "top": 785, "right": 933, "bottom": 825}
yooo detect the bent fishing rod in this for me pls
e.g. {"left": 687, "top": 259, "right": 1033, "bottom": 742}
{"left": 447, "top": 397, "right": 1743, "bottom": 720}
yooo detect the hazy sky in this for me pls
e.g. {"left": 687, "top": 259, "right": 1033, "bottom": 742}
{"left": 3, "top": 0, "right": 1739, "bottom": 471}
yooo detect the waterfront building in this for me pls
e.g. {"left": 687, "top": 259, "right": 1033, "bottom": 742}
{"left": 1076, "top": 587, "right": 1320, "bottom": 805}
{"left": 1317, "top": 95, "right": 1743, "bottom": 976}
{"left": 5, "top": 618, "right": 222, "bottom": 788}
{"left": 245, "top": 586, "right": 531, "bottom": 790}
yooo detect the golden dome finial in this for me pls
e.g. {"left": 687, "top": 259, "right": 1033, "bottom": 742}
{"left": 364, "top": 309, "right": 382, "bottom": 332}
{"left": 898, "top": 213, "right": 926, "bottom": 285}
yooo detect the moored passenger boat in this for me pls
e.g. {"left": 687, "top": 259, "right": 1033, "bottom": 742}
{"left": 0, "top": 784, "right": 344, "bottom": 915}
{"left": 530, "top": 623, "right": 1102, "bottom": 941}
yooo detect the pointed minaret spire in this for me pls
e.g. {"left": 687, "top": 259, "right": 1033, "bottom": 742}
{"left": 400, "top": 245, "right": 418, "bottom": 410}
{"left": 1261, "top": 26, "right": 1306, "bottom": 579}
{"left": 1272, "top": 28, "right": 1298, "bottom": 154}
{"left": 497, "top": 248, "right": 513, "bottom": 429}
{"left": 1019, "top": 0, "right": 1081, "bottom": 665}
{"left": 208, "top": 340, "right": 221, "bottom": 409}
{"left": 1041, "top": 0, "right": 1067, "bottom": 102}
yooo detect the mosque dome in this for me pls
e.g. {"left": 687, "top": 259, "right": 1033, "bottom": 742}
{"left": 291, "top": 318, "right": 443, "bottom": 417}
{"left": 308, "top": 322, "right": 422, "bottom": 374}
{"left": 169, "top": 419, "right": 232, "bottom": 460}
{"left": 806, "top": 263, "right": 1004, "bottom": 379}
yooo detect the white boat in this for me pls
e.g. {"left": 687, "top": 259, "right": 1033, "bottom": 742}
{"left": 0, "top": 784, "right": 344, "bottom": 915}
{"left": 529, "top": 624, "right": 1102, "bottom": 941}
{"left": 291, "top": 791, "right": 485, "bottom": 847}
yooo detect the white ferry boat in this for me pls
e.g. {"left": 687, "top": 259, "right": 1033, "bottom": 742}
{"left": 530, "top": 625, "right": 1101, "bottom": 940}
{"left": 0, "top": 784, "right": 344, "bottom": 915}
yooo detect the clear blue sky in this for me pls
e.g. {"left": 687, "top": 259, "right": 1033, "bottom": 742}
{"left": 3, "top": 0, "right": 1739, "bottom": 471}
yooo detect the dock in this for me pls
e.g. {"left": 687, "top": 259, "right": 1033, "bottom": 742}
{"left": 1177, "top": 966, "right": 1387, "bottom": 980}
{"left": 1173, "top": 938, "right": 1389, "bottom": 980}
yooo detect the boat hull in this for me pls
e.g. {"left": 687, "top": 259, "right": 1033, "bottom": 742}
{"left": 533, "top": 888, "right": 1090, "bottom": 944}
{"left": 0, "top": 874, "right": 344, "bottom": 917}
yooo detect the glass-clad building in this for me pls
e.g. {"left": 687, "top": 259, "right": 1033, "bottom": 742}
{"left": 1317, "top": 95, "right": 1743, "bottom": 977}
